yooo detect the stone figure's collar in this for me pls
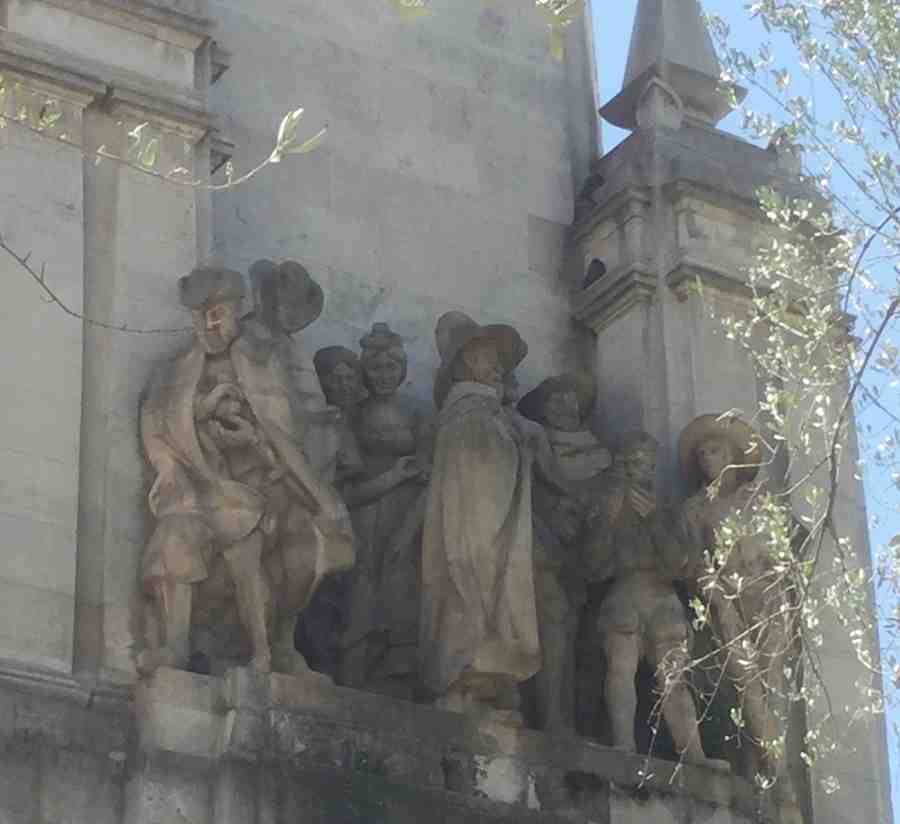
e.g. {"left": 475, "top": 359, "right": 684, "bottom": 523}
{"left": 439, "top": 381, "right": 501, "bottom": 424}
{"left": 443, "top": 381, "right": 501, "bottom": 406}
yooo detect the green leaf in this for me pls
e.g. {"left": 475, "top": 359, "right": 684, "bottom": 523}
{"left": 281, "top": 125, "right": 328, "bottom": 156}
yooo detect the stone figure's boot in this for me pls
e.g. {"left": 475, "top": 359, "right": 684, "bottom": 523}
{"left": 136, "top": 580, "right": 192, "bottom": 675}
{"left": 272, "top": 613, "right": 314, "bottom": 677}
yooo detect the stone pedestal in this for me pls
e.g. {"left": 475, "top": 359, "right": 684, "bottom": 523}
{"left": 126, "top": 666, "right": 757, "bottom": 824}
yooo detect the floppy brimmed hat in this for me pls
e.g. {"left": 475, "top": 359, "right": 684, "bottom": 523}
{"left": 678, "top": 413, "right": 763, "bottom": 488}
{"left": 179, "top": 266, "right": 246, "bottom": 309}
{"left": 249, "top": 259, "right": 325, "bottom": 334}
{"left": 517, "top": 372, "right": 596, "bottom": 423}
{"left": 434, "top": 311, "right": 527, "bottom": 374}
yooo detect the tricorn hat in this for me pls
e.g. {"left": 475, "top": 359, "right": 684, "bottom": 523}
{"left": 179, "top": 265, "right": 246, "bottom": 309}
{"left": 249, "top": 258, "right": 325, "bottom": 334}
{"left": 518, "top": 372, "right": 596, "bottom": 423}
{"left": 678, "top": 413, "right": 763, "bottom": 489}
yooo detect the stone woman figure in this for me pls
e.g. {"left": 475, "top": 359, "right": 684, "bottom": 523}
{"left": 336, "top": 323, "right": 428, "bottom": 697}
{"left": 421, "top": 311, "right": 540, "bottom": 722}
{"left": 679, "top": 414, "right": 802, "bottom": 824}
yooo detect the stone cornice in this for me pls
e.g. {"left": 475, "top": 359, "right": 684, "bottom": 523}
{"left": 30, "top": 0, "right": 211, "bottom": 49}
{"left": 572, "top": 261, "right": 657, "bottom": 333}
{"left": 0, "top": 657, "right": 132, "bottom": 710}
{"left": 666, "top": 259, "right": 753, "bottom": 302}
{"left": 0, "top": 32, "right": 212, "bottom": 139}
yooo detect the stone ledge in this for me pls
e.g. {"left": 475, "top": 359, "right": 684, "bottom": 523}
{"left": 136, "top": 667, "right": 763, "bottom": 822}
{"left": 0, "top": 31, "right": 212, "bottom": 138}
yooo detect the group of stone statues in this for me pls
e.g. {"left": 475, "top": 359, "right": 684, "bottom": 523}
{"left": 137, "top": 263, "right": 801, "bottom": 821}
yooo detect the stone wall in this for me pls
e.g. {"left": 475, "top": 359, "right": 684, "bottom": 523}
{"left": 208, "top": 0, "right": 599, "bottom": 404}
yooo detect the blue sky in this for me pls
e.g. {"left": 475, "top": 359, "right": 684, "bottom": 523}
{"left": 592, "top": 1, "right": 899, "bottom": 817}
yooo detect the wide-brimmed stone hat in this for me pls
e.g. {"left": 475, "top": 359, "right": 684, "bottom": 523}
{"left": 249, "top": 258, "right": 324, "bottom": 334}
{"left": 179, "top": 265, "right": 246, "bottom": 309}
{"left": 435, "top": 311, "right": 527, "bottom": 373}
{"left": 432, "top": 311, "right": 527, "bottom": 407}
{"left": 679, "top": 413, "right": 763, "bottom": 488}
{"left": 517, "top": 372, "right": 596, "bottom": 423}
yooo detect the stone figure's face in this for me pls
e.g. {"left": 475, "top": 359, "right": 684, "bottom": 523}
{"left": 193, "top": 301, "right": 240, "bottom": 354}
{"left": 696, "top": 436, "right": 733, "bottom": 483}
{"left": 621, "top": 446, "right": 656, "bottom": 486}
{"left": 543, "top": 389, "right": 581, "bottom": 432}
{"left": 363, "top": 351, "right": 405, "bottom": 397}
{"left": 322, "top": 361, "right": 363, "bottom": 409}
{"left": 461, "top": 339, "right": 503, "bottom": 389}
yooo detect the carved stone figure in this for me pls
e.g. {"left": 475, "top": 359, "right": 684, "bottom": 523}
{"left": 420, "top": 312, "right": 540, "bottom": 720}
{"left": 336, "top": 323, "right": 429, "bottom": 698}
{"left": 679, "top": 415, "right": 802, "bottom": 823}
{"left": 137, "top": 265, "right": 354, "bottom": 676}
{"left": 584, "top": 433, "right": 707, "bottom": 762}
{"left": 518, "top": 374, "right": 611, "bottom": 732}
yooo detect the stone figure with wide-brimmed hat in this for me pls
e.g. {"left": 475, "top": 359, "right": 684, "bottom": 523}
{"left": 137, "top": 264, "right": 354, "bottom": 676}
{"left": 679, "top": 413, "right": 802, "bottom": 824}
{"left": 516, "top": 372, "right": 610, "bottom": 732}
{"left": 420, "top": 311, "right": 540, "bottom": 721}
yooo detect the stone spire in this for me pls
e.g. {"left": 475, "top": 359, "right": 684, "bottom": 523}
{"left": 600, "top": 0, "right": 745, "bottom": 130}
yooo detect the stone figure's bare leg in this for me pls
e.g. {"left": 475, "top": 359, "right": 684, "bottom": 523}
{"left": 604, "top": 630, "right": 640, "bottom": 751}
{"left": 652, "top": 636, "right": 706, "bottom": 763}
{"left": 136, "top": 580, "right": 191, "bottom": 674}
{"left": 224, "top": 531, "right": 272, "bottom": 672}
{"left": 271, "top": 510, "right": 320, "bottom": 675}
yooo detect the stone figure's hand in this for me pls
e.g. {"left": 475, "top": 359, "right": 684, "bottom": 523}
{"left": 197, "top": 382, "right": 244, "bottom": 419}
{"left": 629, "top": 486, "right": 656, "bottom": 519}
{"left": 212, "top": 415, "right": 258, "bottom": 448}
{"left": 391, "top": 455, "right": 423, "bottom": 484}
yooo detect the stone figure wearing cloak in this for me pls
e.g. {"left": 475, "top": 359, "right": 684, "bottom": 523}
{"left": 335, "top": 323, "right": 429, "bottom": 698}
{"left": 138, "top": 265, "right": 354, "bottom": 676}
{"left": 584, "top": 432, "right": 707, "bottom": 763}
{"left": 420, "top": 311, "right": 540, "bottom": 720}
{"left": 517, "top": 373, "right": 611, "bottom": 732}
{"left": 679, "top": 414, "right": 802, "bottom": 824}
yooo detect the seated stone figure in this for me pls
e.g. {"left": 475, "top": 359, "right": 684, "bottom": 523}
{"left": 584, "top": 433, "right": 707, "bottom": 763}
{"left": 517, "top": 374, "right": 611, "bottom": 732}
{"left": 137, "top": 266, "right": 354, "bottom": 676}
{"left": 420, "top": 311, "right": 540, "bottom": 722}
{"left": 679, "top": 414, "right": 802, "bottom": 824}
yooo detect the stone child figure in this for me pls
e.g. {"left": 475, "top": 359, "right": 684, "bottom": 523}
{"left": 420, "top": 311, "right": 540, "bottom": 720}
{"left": 584, "top": 433, "right": 707, "bottom": 763}
{"left": 517, "top": 374, "right": 611, "bottom": 732}
{"left": 679, "top": 415, "right": 802, "bottom": 824}
{"left": 138, "top": 266, "right": 354, "bottom": 675}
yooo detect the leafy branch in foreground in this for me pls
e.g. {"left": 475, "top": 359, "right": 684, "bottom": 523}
{"left": 638, "top": 0, "right": 900, "bottom": 803}
{"left": 0, "top": 88, "right": 327, "bottom": 333}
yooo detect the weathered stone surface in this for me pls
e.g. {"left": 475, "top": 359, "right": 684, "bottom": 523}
{"left": 132, "top": 666, "right": 757, "bottom": 823}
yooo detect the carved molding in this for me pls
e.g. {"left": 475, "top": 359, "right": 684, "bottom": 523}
{"left": 572, "top": 261, "right": 656, "bottom": 333}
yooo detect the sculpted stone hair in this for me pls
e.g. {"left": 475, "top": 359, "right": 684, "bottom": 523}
{"left": 359, "top": 322, "right": 408, "bottom": 385}
{"left": 314, "top": 346, "right": 361, "bottom": 381}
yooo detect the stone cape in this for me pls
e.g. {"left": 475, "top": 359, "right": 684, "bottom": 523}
{"left": 140, "top": 325, "right": 353, "bottom": 589}
{"left": 419, "top": 381, "right": 541, "bottom": 697}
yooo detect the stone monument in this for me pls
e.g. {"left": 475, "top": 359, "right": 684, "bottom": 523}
{"left": 0, "top": 0, "right": 890, "bottom": 822}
